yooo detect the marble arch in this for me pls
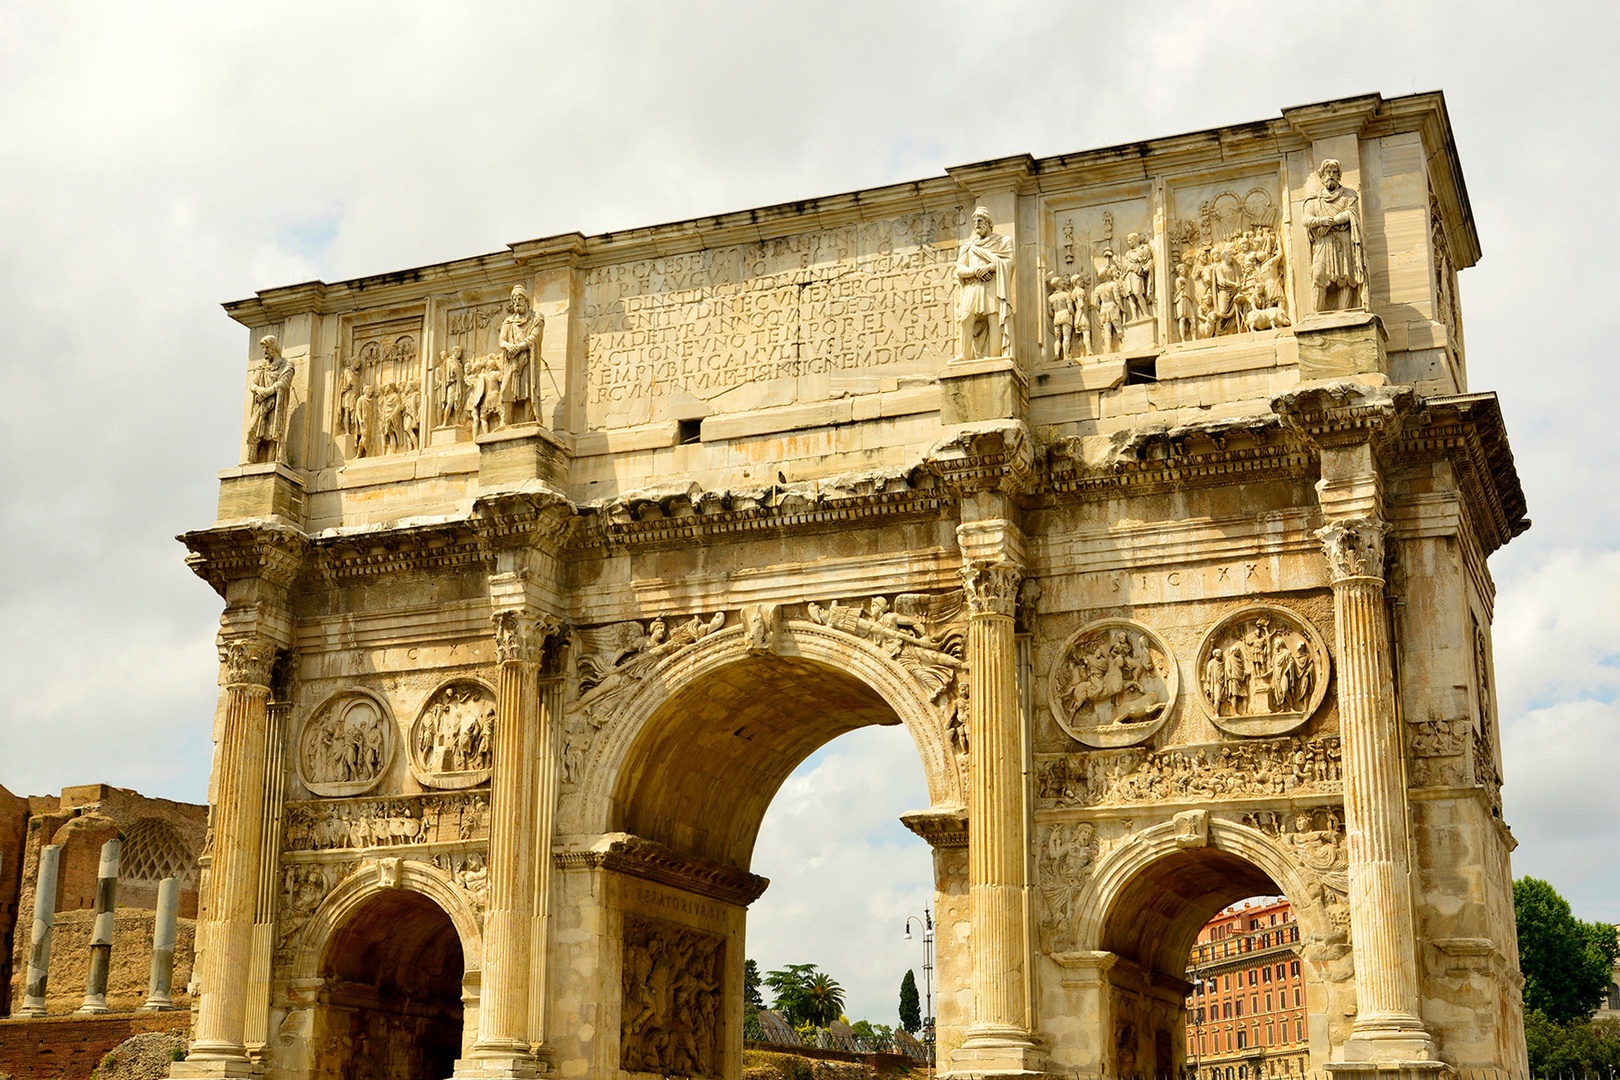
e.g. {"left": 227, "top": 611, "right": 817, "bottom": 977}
{"left": 572, "top": 620, "right": 966, "bottom": 841}
{"left": 175, "top": 94, "right": 1530, "bottom": 1080}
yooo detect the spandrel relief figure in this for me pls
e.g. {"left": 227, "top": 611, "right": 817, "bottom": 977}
{"left": 498, "top": 284, "right": 544, "bottom": 427}
{"left": 298, "top": 693, "right": 395, "bottom": 797}
{"left": 1303, "top": 159, "right": 1365, "bottom": 312}
{"left": 807, "top": 591, "right": 966, "bottom": 703}
{"left": 955, "top": 206, "right": 1014, "bottom": 361}
{"left": 245, "top": 335, "right": 294, "bottom": 464}
{"left": 1196, "top": 606, "right": 1330, "bottom": 736}
{"left": 1047, "top": 620, "right": 1178, "bottom": 748}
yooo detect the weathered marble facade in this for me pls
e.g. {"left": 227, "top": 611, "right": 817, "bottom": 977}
{"left": 172, "top": 93, "right": 1527, "bottom": 1080}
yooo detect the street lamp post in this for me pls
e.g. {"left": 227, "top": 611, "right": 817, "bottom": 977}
{"left": 904, "top": 910, "right": 935, "bottom": 1074}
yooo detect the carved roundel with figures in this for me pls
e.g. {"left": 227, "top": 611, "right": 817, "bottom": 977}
{"left": 1196, "top": 605, "right": 1331, "bottom": 736}
{"left": 298, "top": 689, "right": 395, "bottom": 797}
{"left": 408, "top": 679, "right": 497, "bottom": 790}
{"left": 1047, "top": 618, "right": 1179, "bottom": 748}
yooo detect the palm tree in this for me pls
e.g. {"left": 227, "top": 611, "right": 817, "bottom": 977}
{"left": 802, "top": 972, "right": 846, "bottom": 1028}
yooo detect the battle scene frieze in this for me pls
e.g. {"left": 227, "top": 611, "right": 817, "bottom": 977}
{"left": 282, "top": 791, "right": 490, "bottom": 852}
{"left": 620, "top": 913, "right": 725, "bottom": 1079}
{"left": 1034, "top": 734, "right": 1342, "bottom": 809}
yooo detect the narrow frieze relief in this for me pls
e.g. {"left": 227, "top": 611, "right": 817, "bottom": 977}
{"left": 620, "top": 914, "right": 725, "bottom": 1079}
{"left": 1196, "top": 606, "right": 1331, "bottom": 736}
{"left": 282, "top": 791, "right": 491, "bottom": 852}
{"left": 1167, "top": 187, "right": 1289, "bottom": 341}
{"left": 1047, "top": 619, "right": 1178, "bottom": 748}
{"left": 297, "top": 689, "right": 395, "bottom": 798}
{"left": 408, "top": 679, "right": 496, "bottom": 790}
{"left": 1035, "top": 735, "right": 1343, "bottom": 809}
{"left": 1034, "top": 821, "right": 1099, "bottom": 955}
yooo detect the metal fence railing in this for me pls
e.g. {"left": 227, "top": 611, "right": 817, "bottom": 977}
{"left": 743, "top": 1015, "right": 932, "bottom": 1062}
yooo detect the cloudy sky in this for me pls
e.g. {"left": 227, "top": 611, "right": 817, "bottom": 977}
{"left": 2, "top": 0, "right": 1617, "bottom": 1028}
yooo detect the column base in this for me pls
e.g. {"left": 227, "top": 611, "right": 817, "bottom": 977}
{"left": 452, "top": 1050, "right": 546, "bottom": 1079}
{"left": 140, "top": 996, "right": 180, "bottom": 1011}
{"left": 167, "top": 1057, "right": 263, "bottom": 1079}
{"left": 1341, "top": 1018, "right": 1438, "bottom": 1065}
{"left": 1327, "top": 1061, "right": 1451, "bottom": 1080}
{"left": 77, "top": 998, "right": 110, "bottom": 1014}
{"left": 949, "top": 1025, "right": 1046, "bottom": 1076}
{"left": 14, "top": 1003, "right": 46, "bottom": 1018}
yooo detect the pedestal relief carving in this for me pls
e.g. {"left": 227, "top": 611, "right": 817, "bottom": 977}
{"left": 1047, "top": 619, "right": 1177, "bottom": 748}
{"left": 1197, "top": 606, "right": 1330, "bottom": 735}
{"left": 1168, "top": 188, "right": 1289, "bottom": 341}
{"left": 955, "top": 206, "right": 1015, "bottom": 361}
{"left": 409, "top": 679, "right": 496, "bottom": 789}
{"left": 620, "top": 914, "right": 723, "bottom": 1079}
{"left": 1035, "top": 734, "right": 1343, "bottom": 808}
{"left": 297, "top": 690, "right": 395, "bottom": 797}
{"left": 1303, "top": 159, "right": 1366, "bottom": 313}
{"left": 1034, "top": 822, "right": 1098, "bottom": 954}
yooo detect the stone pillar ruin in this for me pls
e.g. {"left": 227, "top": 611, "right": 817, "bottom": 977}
{"left": 77, "top": 836, "right": 122, "bottom": 1014}
{"left": 143, "top": 876, "right": 182, "bottom": 1011}
{"left": 19, "top": 842, "right": 62, "bottom": 1016}
{"left": 458, "top": 607, "right": 550, "bottom": 1079}
{"left": 181, "top": 635, "right": 277, "bottom": 1070}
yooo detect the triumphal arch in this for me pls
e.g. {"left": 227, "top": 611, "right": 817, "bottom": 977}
{"left": 172, "top": 93, "right": 1529, "bottom": 1080}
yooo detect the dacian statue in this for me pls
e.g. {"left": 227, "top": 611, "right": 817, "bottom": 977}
{"left": 1302, "top": 159, "right": 1366, "bottom": 312}
{"left": 498, "top": 284, "right": 544, "bottom": 426}
{"left": 245, "top": 334, "right": 294, "bottom": 464}
{"left": 955, "top": 206, "right": 1014, "bottom": 361}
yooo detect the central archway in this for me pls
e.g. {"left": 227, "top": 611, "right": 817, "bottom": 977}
{"left": 314, "top": 889, "right": 465, "bottom": 1080}
{"left": 561, "top": 625, "right": 954, "bottom": 1080}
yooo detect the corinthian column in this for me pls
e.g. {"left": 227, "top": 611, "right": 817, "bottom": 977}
{"left": 1318, "top": 518, "right": 1436, "bottom": 1064}
{"left": 460, "top": 609, "right": 552, "bottom": 1079}
{"left": 179, "top": 636, "right": 276, "bottom": 1073}
{"left": 955, "top": 557, "right": 1042, "bottom": 1073}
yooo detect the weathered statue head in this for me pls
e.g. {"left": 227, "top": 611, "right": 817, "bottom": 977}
{"left": 509, "top": 284, "right": 530, "bottom": 315}
{"left": 972, "top": 206, "right": 992, "bottom": 236}
{"left": 259, "top": 334, "right": 282, "bottom": 363}
{"left": 1317, "top": 159, "right": 1343, "bottom": 190}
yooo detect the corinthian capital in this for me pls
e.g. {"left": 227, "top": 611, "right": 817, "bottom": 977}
{"left": 1316, "top": 518, "right": 1388, "bottom": 583}
{"left": 493, "top": 610, "right": 560, "bottom": 665}
{"left": 219, "top": 637, "right": 276, "bottom": 688}
{"left": 961, "top": 561, "right": 1023, "bottom": 617}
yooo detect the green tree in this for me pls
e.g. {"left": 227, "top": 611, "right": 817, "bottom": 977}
{"left": 744, "top": 959, "right": 765, "bottom": 1022}
{"left": 1514, "top": 877, "right": 1620, "bottom": 1024}
{"left": 765, "top": 963, "right": 818, "bottom": 1025}
{"left": 802, "top": 971, "right": 846, "bottom": 1028}
{"left": 899, "top": 968, "right": 921, "bottom": 1033}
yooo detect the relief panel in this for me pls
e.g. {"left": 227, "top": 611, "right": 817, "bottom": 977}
{"left": 297, "top": 689, "right": 396, "bottom": 798}
{"left": 1195, "top": 606, "right": 1330, "bottom": 736}
{"left": 336, "top": 311, "right": 426, "bottom": 460}
{"left": 408, "top": 679, "right": 496, "bottom": 790}
{"left": 1166, "top": 174, "right": 1291, "bottom": 341}
{"left": 620, "top": 914, "right": 724, "bottom": 1078}
{"left": 1047, "top": 196, "right": 1156, "bottom": 359}
{"left": 1046, "top": 618, "right": 1178, "bottom": 748}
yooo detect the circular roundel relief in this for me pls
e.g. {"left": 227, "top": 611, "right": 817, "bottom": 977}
{"left": 1047, "top": 618, "right": 1179, "bottom": 748}
{"left": 1196, "top": 605, "right": 1331, "bottom": 736}
{"left": 408, "top": 679, "right": 496, "bottom": 790}
{"left": 298, "top": 689, "right": 395, "bottom": 797}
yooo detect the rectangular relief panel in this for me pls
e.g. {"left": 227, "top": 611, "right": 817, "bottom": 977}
{"left": 1043, "top": 193, "right": 1156, "bottom": 364}
{"left": 336, "top": 307, "right": 428, "bottom": 461}
{"left": 579, "top": 209, "right": 964, "bottom": 430}
{"left": 1165, "top": 170, "right": 1293, "bottom": 343}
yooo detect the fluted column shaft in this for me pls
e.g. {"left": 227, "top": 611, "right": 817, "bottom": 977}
{"left": 528, "top": 675, "right": 564, "bottom": 1049}
{"left": 959, "top": 560, "right": 1037, "bottom": 1059}
{"left": 1319, "top": 519, "right": 1433, "bottom": 1060}
{"left": 188, "top": 638, "right": 275, "bottom": 1062}
{"left": 474, "top": 611, "right": 544, "bottom": 1062}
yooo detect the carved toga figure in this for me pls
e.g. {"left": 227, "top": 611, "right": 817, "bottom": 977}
{"left": 499, "top": 284, "right": 544, "bottom": 427}
{"left": 1303, "top": 158, "right": 1365, "bottom": 311}
{"left": 955, "top": 206, "right": 1014, "bottom": 360}
{"left": 246, "top": 335, "right": 294, "bottom": 464}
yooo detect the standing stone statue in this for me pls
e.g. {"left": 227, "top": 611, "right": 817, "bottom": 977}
{"left": 245, "top": 335, "right": 293, "bottom": 464}
{"left": 1303, "top": 158, "right": 1366, "bottom": 312}
{"left": 438, "top": 346, "right": 468, "bottom": 428}
{"left": 955, "top": 206, "right": 1014, "bottom": 361}
{"left": 1120, "top": 232, "right": 1155, "bottom": 322}
{"left": 499, "top": 284, "right": 544, "bottom": 427}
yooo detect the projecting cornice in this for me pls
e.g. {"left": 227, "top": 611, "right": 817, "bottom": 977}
{"left": 1394, "top": 391, "right": 1530, "bottom": 555}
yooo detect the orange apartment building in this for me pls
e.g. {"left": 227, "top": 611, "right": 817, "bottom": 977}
{"left": 1185, "top": 898, "right": 1310, "bottom": 1080}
